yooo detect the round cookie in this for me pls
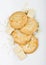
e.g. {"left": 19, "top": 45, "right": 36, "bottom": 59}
{"left": 11, "top": 30, "right": 32, "bottom": 45}
{"left": 20, "top": 36, "right": 38, "bottom": 54}
{"left": 20, "top": 17, "right": 38, "bottom": 35}
{"left": 9, "top": 11, "right": 27, "bottom": 29}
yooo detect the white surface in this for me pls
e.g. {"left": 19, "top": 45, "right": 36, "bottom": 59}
{"left": 0, "top": 0, "right": 46, "bottom": 65}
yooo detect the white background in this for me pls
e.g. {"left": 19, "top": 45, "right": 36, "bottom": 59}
{"left": 0, "top": 0, "right": 46, "bottom": 65}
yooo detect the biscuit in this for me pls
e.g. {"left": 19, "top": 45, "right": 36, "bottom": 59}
{"left": 13, "top": 44, "right": 26, "bottom": 60}
{"left": 20, "top": 36, "right": 38, "bottom": 54}
{"left": 9, "top": 11, "right": 27, "bottom": 29}
{"left": 20, "top": 17, "right": 38, "bottom": 35}
{"left": 11, "top": 30, "right": 32, "bottom": 45}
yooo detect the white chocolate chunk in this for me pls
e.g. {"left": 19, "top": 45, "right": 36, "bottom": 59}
{"left": 6, "top": 22, "right": 14, "bottom": 34}
{"left": 27, "top": 9, "right": 35, "bottom": 18}
{"left": 13, "top": 44, "right": 26, "bottom": 60}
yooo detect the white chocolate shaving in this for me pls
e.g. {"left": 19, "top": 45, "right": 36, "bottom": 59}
{"left": 13, "top": 44, "right": 26, "bottom": 60}
{"left": 6, "top": 22, "right": 14, "bottom": 34}
{"left": 27, "top": 9, "right": 35, "bottom": 18}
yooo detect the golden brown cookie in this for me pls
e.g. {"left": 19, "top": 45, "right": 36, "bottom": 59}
{"left": 20, "top": 36, "right": 38, "bottom": 54}
{"left": 20, "top": 17, "right": 38, "bottom": 35}
{"left": 11, "top": 30, "right": 32, "bottom": 45}
{"left": 9, "top": 11, "right": 27, "bottom": 29}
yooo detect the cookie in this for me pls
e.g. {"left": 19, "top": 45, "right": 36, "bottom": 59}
{"left": 9, "top": 11, "right": 27, "bottom": 29}
{"left": 20, "top": 36, "right": 38, "bottom": 54}
{"left": 13, "top": 44, "right": 26, "bottom": 60}
{"left": 20, "top": 17, "right": 38, "bottom": 35}
{"left": 11, "top": 30, "right": 32, "bottom": 45}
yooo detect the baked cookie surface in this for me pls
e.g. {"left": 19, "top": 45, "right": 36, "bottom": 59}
{"left": 20, "top": 17, "right": 38, "bottom": 35}
{"left": 20, "top": 36, "right": 38, "bottom": 54}
{"left": 9, "top": 11, "right": 27, "bottom": 29}
{"left": 11, "top": 30, "right": 32, "bottom": 45}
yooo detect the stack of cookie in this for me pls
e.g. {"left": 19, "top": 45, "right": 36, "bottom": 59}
{"left": 8, "top": 9, "right": 39, "bottom": 60}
